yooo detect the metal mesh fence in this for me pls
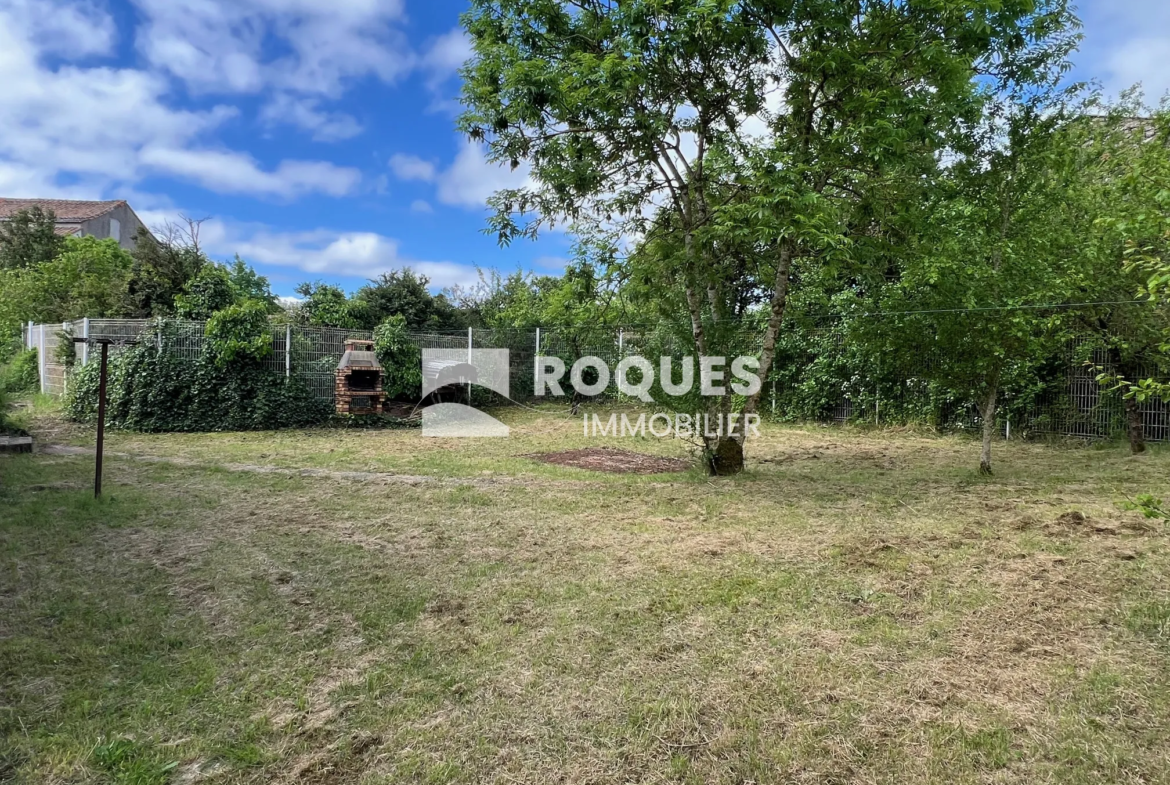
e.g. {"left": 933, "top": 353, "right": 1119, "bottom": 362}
{"left": 23, "top": 315, "right": 1170, "bottom": 442}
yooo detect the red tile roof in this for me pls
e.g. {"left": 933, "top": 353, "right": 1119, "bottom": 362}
{"left": 0, "top": 198, "right": 126, "bottom": 223}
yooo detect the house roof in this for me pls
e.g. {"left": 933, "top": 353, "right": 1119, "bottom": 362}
{"left": 0, "top": 198, "right": 127, "bottom": 223}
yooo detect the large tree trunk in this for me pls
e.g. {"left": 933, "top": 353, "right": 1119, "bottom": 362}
{"left": 1124, "top": 394, "right": 1147, "bottom": 455}
{"left": 708, "top": 436, "right": 745, "bottom": 476}
{"left": 979, "top": 382, "right": 998, "bottom": 476}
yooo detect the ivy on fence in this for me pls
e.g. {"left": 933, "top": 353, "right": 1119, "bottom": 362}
{"left": 66, "top": 322, "right": 329, "bottom": 432}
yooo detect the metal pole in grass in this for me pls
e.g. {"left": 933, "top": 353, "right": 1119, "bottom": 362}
{"left": 467, "top": 327, "right": 473, "bottom": 406}
{"left": 94, "top": 341, "right": 109, "bottom": 499}
{"left": 74, "top": 337, "right": 137, "bottom": 499}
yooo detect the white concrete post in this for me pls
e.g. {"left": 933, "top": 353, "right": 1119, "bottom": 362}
{"left": 82, "top": 318, "right": 90, "bottom": 366}
{"left": 39, "top": 325, "right": 46, "bottom": 394}
{"left": 26, "top": 321, "right": 33, "bottom": 350}
{"left": 467, "top": 327, "right": 473, "bottom": 403}
{"left": 285, "top": 324, "right": 292, "bottom": 378}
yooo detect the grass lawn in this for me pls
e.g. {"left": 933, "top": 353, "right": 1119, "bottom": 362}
{"left": 2, "top": 407, "right": 1169, "bottom": 783}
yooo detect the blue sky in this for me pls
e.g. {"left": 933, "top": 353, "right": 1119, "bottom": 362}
{"left": 1, "top": 0, "right": 1168, "bottom": 298}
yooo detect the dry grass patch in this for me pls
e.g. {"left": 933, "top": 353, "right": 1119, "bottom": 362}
{"left": 2, "top": 416, "right": 1169, "bottom": 783}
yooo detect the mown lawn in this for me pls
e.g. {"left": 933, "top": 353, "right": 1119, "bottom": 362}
{"left": 2, "top": 409, "right": 1169, "bottom": 784}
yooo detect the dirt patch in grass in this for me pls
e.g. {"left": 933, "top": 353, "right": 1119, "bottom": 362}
{"left": 522, "top": 446, "right": 692, "bottom": 474}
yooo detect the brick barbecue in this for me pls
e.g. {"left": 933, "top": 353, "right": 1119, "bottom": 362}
{"left": 335, "top": 339, "right": 385, "bottom": 415}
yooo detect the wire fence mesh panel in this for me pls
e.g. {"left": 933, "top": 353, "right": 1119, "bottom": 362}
{"left": 22, "top": 314, "right": 1170, "bottom": 441}
{"left": 288, "top": 325, "right": 374, "bottom": 404}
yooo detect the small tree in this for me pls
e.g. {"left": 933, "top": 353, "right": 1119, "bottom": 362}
{"left": 0, "top": 206, "right": 65, "bottom": 270}
{"left": 124, "top": 228, "right": 208, "bottom": 317}
{"left": 292, "top": 282, "right": 369, "bottom": 329}
{"left": 355, "top": 269, "right": 463, "bottom": 331}
{"left": 0, "top": 236, "right": 133, "bottom": 329}
{"left": 373, "top": 315, "right": 423, "bottom": 400}
{"left": 175, "top": 265, "right": 239, "bottom": 320}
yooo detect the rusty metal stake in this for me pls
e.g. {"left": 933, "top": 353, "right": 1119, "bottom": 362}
{"left": 95, "top": 340, "right": 109, "bottom": 499}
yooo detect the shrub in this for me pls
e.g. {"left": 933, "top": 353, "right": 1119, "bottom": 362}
{"left": 206, "top": 299, "right": 273, "bottom": 366}
{"left": 174, "top": 265, "right": 237, "bottom": 320}
{"left": 373, "top": 315, "right": 422, "bottom": 400}
{"left": 66, "top": 324, "right": 329, "bottom": 432}
{"left": 2, "top": 348, "right": 39, "bottom": 394}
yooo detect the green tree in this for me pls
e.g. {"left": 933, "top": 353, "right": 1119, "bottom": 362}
{"left": 0, "top": 236, "right": 133, "bottom": 331}
{"left": 227, "top": 256, "right": 280, "bottom": 313}
{"left": 461, "top": 0, "right": 1078, "bottom": 474}
{"left": 373, "top": 314, "right": 423, "bottom": 399}
{"left": 355, "top": 269, "right": 464, "bottom": 331}
{"left": 1059, "top": 99, "right": 1170, "bottom": 453}
{"left": 1089, "top": 106, "right": 1170, "bottom": 410}
{"left": 292, "top": 282, "right": 369, "bottom": 329}
{"left": 0, "top": 206, "right": 65, "bottom": 270}
{"left": 174, "top": 265, "right": 239, "bottom": 320}
{"left": 123, "top": 228, "right": 208, "bottom": 317}
{"left": 205, "top": 300, "right": 275, "bottom": 366}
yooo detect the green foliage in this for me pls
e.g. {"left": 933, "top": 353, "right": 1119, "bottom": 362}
{"left": 292, "top": 282, "right": 368, "bottom": 328}
{"left": 174, "top": 265, "right": 238, "bottom": 320}
{"left": 0, "top": 236, "right": 133, "bottom": 334}
{"left": 1121, "top": 494, "right": 1169, "bottom": 522}
{"left": 91, "top": 738, "right": 178, "bottom": 785}
{"left": 205, "top": 300, "right": 274, "bottom": 366}
{"left": 356, "top": 269, "right": 464, "bottom": 331}
{"left": 0, "top": 206, "right": 66, "bottom": 270}
{"left": 66, "top": 324, "right": 329, "bottom": 432}
{"left": 2, "top": 348, "right": 39, "bottom": 394}
{"left": 226, "top": 256, "right": 280, "bottom": 313}
{"left": 124, "top": 229, "right": 207, "bottom": 317}
{"left": 373, "top": 315, "right": 423, "bottom": 400}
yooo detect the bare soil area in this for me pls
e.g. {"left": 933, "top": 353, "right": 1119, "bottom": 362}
{"left": 522, "top": 446, "right": 692, "bottom": 474}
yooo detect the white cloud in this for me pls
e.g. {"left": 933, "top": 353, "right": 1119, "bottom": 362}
{"left": 389, "top": 141, "right": 530, "bottom": 210}
{"left": 389, "top": 153, "right": 437, "bottom": 182}
{"left": 435, "top": 141, "right": 530, "bottom": 209}
{"left": 0, "top": 1, "right": 365, "bottom": 200}
{"left": 410, "top": 199, "right": 433, "bottom": 214}
{"left": 260, "top": 94, "right": 363, "bottom": 141}
{"left": 422, "top": 28, "right": 472, "bottom": 88}
{"left": 139, "top": 147, "right": 361, "bottom": 198}
{"left": 196, "top": 219, "right": 479, "bottom": 288}
{"left": 130, "top": 0, "right": 412, "bottom": 98}
{"left": 0, "top": 0, "right": 117, "bottom": 60}
{"left": 1078, "top": 0, "right": 1170, "bottom": 101}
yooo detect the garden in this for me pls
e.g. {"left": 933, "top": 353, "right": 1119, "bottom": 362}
{"left": 4, "top": 0, "right": 1170, "bottom": 782}
{"left": 2, "top": 406, "right": 1170, "bottom": 783}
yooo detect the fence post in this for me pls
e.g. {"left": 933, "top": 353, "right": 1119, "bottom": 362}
{"left": 61, "top": 322, "right": 69, "bottom": 396}
{"left": 285, "top": 324, "right": 291, "bottom": 378}
{"left": 534, "top": 327, "right": 541, "bottom": 394}
{"left": 467, "top": 327, "right": 473, "bottom": 404}
{"left": 82, "top": 318, "right": 90, "bottom": 366}
{"left": 39, "top": 325, "right": 46, "bottom": 394}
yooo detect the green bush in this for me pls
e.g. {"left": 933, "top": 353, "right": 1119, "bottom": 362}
{"left": 373, "top": 315, "right": 422, "bottom": 400}
{"left": 66, "top": 324, "right": 329, "bottom": 432}
{"left": 206, "top": 299, "right": 273, "bottom": 366}
{"left": 2, "top": 348, "right": 39, "bottom": 394}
